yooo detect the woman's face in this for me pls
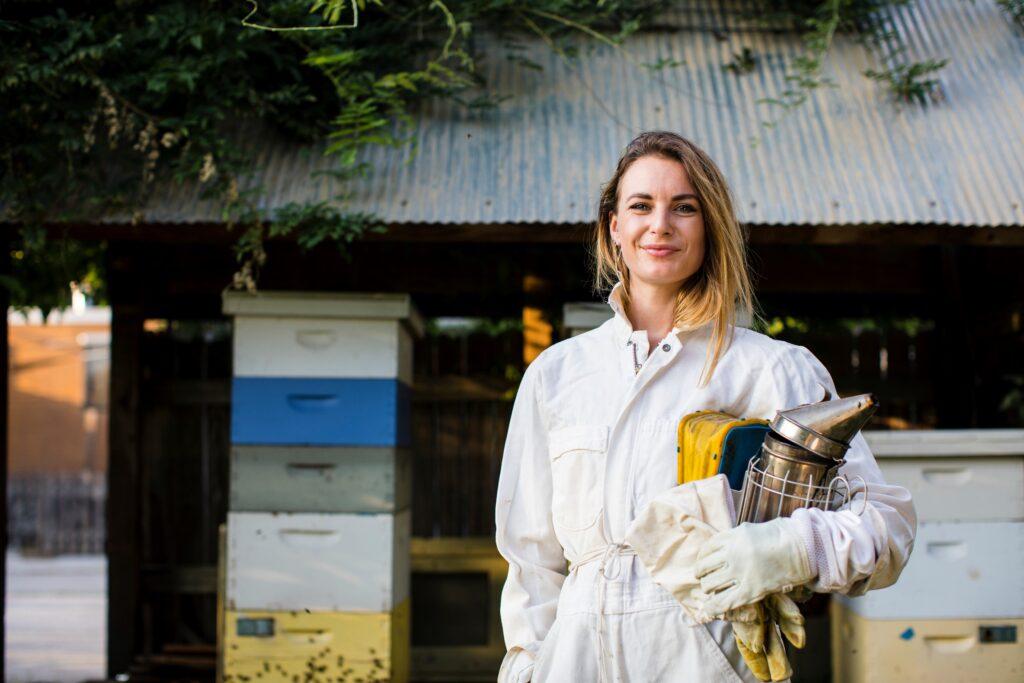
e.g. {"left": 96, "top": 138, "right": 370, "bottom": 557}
{"left": 609, "top": 154, "right": 706, "bottom": 289}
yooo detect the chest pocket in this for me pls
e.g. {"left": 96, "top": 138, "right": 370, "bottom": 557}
{"left": 547, "top": 424, "right": 609, "bottom": 532}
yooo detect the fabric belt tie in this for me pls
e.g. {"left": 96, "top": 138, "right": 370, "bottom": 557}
{"left": 570, "top": 542, "right": 637, "bottom": 683}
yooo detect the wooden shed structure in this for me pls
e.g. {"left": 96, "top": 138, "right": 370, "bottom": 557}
{"left": 3, "top": 0, "right": 1023, "bottom": 680}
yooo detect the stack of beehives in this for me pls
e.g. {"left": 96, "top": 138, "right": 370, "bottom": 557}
{"left": 221, "top": 291, "right": 421, "bottom": 683}
{"left": 833, "top": 430, "right": 1024, "bottom": 682}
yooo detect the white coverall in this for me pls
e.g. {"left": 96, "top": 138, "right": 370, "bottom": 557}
{"left": 495, "top": 281, "right": 917, "bottom": 683}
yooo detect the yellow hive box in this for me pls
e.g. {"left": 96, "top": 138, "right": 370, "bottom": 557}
{"left": 224, "top": 600, "right": 410, "bottom": 683}
{"left": 831, "top": 600, "right": 1023, "bottom": 683}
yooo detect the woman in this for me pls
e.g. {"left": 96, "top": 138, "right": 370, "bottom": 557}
{"left": 494, "top": 131, "right": 916, "bottom": 682}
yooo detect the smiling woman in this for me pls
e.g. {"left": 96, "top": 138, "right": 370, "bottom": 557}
{"left": 612, "top": 157, "right": 706, "bottom": 284}
{"left": 494, "top": 131, "right": 917, "bottom": 683}
{"left": 595, "top": 131, "right": 754, "bottom": 387}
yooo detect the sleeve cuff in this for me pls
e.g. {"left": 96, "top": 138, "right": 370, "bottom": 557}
{"left": 789, "top": 510, "right": 823, "bottom": 586}
{"left": 498, "top": 644, "right": 538, "bottom": 683}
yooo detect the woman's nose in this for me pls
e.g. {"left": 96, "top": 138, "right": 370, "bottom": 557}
{"left": 648, "top": 208, "right": 672, "bottom": 234}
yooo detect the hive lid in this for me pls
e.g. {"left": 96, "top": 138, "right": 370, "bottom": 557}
{"left": 221, "top": 290, "right": 424, "bottom": 337}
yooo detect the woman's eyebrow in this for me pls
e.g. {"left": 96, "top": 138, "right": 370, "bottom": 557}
{"left": 625, "top": 192, "right": 699, "bottom": 201}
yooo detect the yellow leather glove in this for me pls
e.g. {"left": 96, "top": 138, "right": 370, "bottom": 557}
{"left": 767, "top": 591, "right": 806, "bottom": 650}
{"left": 727, "top": 593, "right": 806, "bottom": 682}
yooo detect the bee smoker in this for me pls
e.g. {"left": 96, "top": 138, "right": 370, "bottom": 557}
{"left": 737, "top": 392, "right": 878, "bottom": 523}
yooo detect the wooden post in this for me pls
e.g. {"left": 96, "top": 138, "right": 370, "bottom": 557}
{"left": 0, "top": 233, "right": 10, "bottom": 682}
{"left": 107, "top": 243, "right": 144, "bottom": 676}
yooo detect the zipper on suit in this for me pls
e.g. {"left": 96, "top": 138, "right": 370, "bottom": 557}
{"left": 630, "top": 340, "right": 641, "bottom": 374}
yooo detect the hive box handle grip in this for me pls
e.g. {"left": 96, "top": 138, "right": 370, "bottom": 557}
{"left": 922, "top": 467, "right": 971, "bottom": 486}
{"left": 923, "top": 635, "right": 974, "bottom": 654}
{"left": 287, "top": 394, "right": 339, "bottom": 412}
{"left": 295, "top": 330, "right": 337, "bottom": 349}
{"left": 283, "top": 628, "right": 331, "bottom": 644}
{"left": 926, "top": 540, "right": 967, "bottom": 561}
{"left": 286, "top": 462, "right": 336, "bottom": 478}
{"left": 279, "top": 528, "right": 341, "bottom": 548}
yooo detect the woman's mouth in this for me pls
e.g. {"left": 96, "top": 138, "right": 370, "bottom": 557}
{"left": 641, "top": 245, "right": 679, "bottom": 258}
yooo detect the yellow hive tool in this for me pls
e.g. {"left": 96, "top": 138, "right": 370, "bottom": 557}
{"left": 677, "top": 411, "right": 769, "bottom": 487}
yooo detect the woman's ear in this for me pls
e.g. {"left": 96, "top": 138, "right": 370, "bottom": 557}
{"left": 609, "top": 211, "right": 618, "bottom": 241}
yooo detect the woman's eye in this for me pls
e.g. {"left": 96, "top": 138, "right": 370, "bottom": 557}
{"left": 629, "top": 202, "right": 697, "bottom": 213}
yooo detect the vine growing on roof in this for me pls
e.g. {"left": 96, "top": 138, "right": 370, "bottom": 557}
{"left": 2, "top": 0, "right": 1017, "bottom": 313}
{"left": 0, "top": 0, "right": 672, "bottom": 313}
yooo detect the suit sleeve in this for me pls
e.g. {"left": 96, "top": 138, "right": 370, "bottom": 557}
{"left": 494, "top": 358, "right": 568, "bottom": 682}
{"left": 741, "top": 343, "right": 918, "bottom": 596}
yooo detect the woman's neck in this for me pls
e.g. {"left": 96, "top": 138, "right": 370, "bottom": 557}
{"left": 625, "top": 279, "right": 679, "bottom": 349}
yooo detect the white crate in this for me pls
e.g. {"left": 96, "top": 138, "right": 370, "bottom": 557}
{"left": 839, "top": 521, "right": 1024, "bottom": 620}
{"left": 232, "top": 316, "right": 413, "bottom": 382}
{"left": 227, "top": 509, "right": 410, "bottom": 612}
{"left": 877, "top": 456, "right": 1024, "bottom": 522}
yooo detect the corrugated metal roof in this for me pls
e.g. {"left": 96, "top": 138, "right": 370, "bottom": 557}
{"left": 141, "top": 0, "right": 1024, "bottom": 227}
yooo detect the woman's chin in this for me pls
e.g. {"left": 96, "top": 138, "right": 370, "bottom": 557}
{"left": 631, "top": 270, "right": 694, "bottom": 289}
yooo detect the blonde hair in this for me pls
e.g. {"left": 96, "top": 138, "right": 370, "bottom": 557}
{"left": 593, "top": 131, "right": 755, "bottom": 386}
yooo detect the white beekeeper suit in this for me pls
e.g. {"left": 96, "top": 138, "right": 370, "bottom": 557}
{"left": 495, "top": 281, "right": 917, "bottom": 683}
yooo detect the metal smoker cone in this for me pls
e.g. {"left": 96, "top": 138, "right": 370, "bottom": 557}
{"left": 770, "top": 393, "right": 878, "bottom": 460}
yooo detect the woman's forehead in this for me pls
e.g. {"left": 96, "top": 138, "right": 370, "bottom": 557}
{"left": 619, "top": 155, "right": 694, "bottom": 197}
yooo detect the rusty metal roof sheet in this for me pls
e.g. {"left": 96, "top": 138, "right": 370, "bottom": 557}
{"left": 140, "top": 0, "right": 1024, "bottom": 227}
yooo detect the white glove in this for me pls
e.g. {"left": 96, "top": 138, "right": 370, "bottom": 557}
{"left": 695, "top": 517, "right": 815, "bottom": 617}
{"left": 624, "top": 474, "right": 735, "bottom": 623}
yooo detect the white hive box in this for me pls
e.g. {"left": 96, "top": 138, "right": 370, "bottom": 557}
{"left": 230, "top": 445, "right": 412, "bottom": 514}
{"left": 844, "top": 431, "right": 1024, "bottom": 622}
{"left": 223, "top": 290, "right": 421, "bottom": 381}
{"left": 232, "top": 316, "right": 415, "bottom": 383}
{"left": 874, "top": 456, "right": 1024, "bottom": 522}
{"left": 227, "top": 509, "right": 411, "bottom": 612}
{"left": 864, "top": 429, "right": 1024, "bottom": 523}
{"left": 838, "top": 521, "right": 1024, "bottom": 620}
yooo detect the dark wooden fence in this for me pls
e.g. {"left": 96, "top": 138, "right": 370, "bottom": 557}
{"left": 412, "top": 397, "right": 511, "bottom": 538}
{"left": 774, "top": 320, "right": 938, "bottom": 430}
